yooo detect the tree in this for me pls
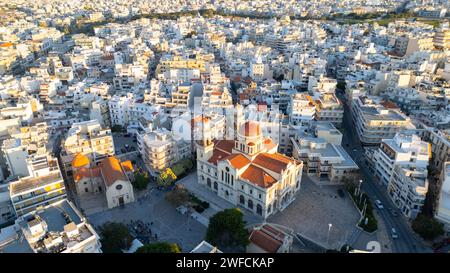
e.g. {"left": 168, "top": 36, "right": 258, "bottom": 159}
{"left": 165, "top": 185, "right": 190, "bottom": 207}
{"left": 136, "top": 242, "right": 181, "bottom": 253}
{"left": 157, "top": 168, "right": 177, "bottom": 187}
{"left": 99, "top": 222, "right": 134, "bottom": 253}
{"left": 172, "top": 163, "right": 186, "bottom": 177}
{"left": 206, "top": 208, "right": 249, "bottom": 250}
{"left": 133, "top": 171, "right": 150, "bottom": 191}
{"left": 412, "top": 214, "right": 444, "bottom": 241}
{"left": 180, "top": 158, "right": 194, "bottom": 170}
{"left": 111, "top": 125, "right": 124, "bottom": 133}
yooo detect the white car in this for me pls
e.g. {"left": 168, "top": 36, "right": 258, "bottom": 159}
{"left": 375, "top": 200, "right": 384, "bottom": 209}
{"left": 391, "top": 228, "right": 399, "bottom": 239}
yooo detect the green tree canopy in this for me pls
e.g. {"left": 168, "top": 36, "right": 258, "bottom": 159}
{"left": 206, "top": 208, "right": 249, "bottom": 250}
{"left": 133, "top": 171, "right": 150, "bottom": 191}
{"left": 136, "top": 242, "right": 181, "bottom": 253}
{"left": 99, "top": 222, "right": 133, "bottom": 253}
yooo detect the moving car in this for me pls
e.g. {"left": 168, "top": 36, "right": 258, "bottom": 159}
{"left": 391, "top": 228, "right": 399, "bottom": 239}
{"left": 375, "top": 200, "right": 384, "bottom": 209}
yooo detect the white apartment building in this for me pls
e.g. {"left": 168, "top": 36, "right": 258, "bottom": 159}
{"left": 352, "top": 96, "right": 415, "bottom": 145}
{"left": 141, "top": 128, "right": 191, "bottom": 176}
{"left": 0, "top": 199, "right": 102, "bottom": 253}
{"left": 288, "top": 93, "right": 316, "bottom": 126}
{"left": 109, "top": 94, "right": 162, "bottom": 132}
{"left": 314, "top": 93, "right": 344, "bottom": 126}
{"left": 372, "top": 133, "right": 430, "bottom": 188}
{"left": 435, "top": 163, "right": 450, "bottom": 232}
{"left": 388, "top": 165, "right": 428, "bottom": 219}
{"left": 1, "top": 138, "right": 29, "bottom": 179}
{"left": 113, "top": 63, "right": 147, "bottom": 92}
{"left": 9, "top": 153, "right": 67, "bottom": 217}
{"left": 291, "top": 132, "right": 358, "bottom": 184}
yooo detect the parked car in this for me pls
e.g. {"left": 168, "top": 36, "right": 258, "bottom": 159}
{"left": 390, "top": 208, "right": 399, "bottom": 217}
{"left": 391, "top": 228, "right": 399, "bottom": 239}
{"left": 124, "top": 133, "right": 131, "bottom": 137}
{"left": 375, "top": 200, "right": 384, "bottom": 209}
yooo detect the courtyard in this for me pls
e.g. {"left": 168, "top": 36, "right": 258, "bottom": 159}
{"left": 87, "top": 185, "right": 207, "bottom": 252}
{"left": 268, "top": 176, "right": 361, "bottom": 250}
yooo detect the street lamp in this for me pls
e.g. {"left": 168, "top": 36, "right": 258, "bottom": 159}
{"left": 358, "top": 179, "right": 363, "bottom": 203}
{"left": 326, "top": 223, "right": 333, "bottom": 248}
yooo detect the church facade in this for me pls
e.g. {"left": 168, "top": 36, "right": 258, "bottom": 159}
{"left": 196, "top": 120, "right": 303, "bottom": 219}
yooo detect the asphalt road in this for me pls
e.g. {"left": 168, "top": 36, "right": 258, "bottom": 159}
{"left": 337, "top": 90, "right": 431, "bottom": 253}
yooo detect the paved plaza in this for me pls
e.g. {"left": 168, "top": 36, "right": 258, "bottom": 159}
{"left": 87, "top": 185, "right": 207, "bottom": 252}
{"left": 268, "top": 176, "right": 361, "bottom": 250}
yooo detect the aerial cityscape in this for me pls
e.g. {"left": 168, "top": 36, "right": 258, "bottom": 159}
{"left": 0, "top": 0, "right": 449, "bottom": 256}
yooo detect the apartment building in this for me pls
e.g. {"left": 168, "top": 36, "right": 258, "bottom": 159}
{"left": 9, "top": 153, "right": 66, "bottom": 217}
{"left": 0, "top": 199, "right": 101, "bottom": 253}
{"left": 352, "top": 96, "right": 415, "bottom": 145}
{"left": 314, "top": 93, "right": 344, "bottom": 127}
{"left": 196, "top": 120, "right": 303, "bottom": 219}
{"left": 433, "top": 28, "right": 450, "bottom": 50}
{"left": 291, "top": 130, "right": 358, "bottom": 184}
{"left": 60, "top": 120, "right": 114, "bottom": 181}
{"left": 435, "top": 163, "right": 450, "bottom": 232}
{"left": 371, "top": 133, "right": 430, "bottom": 188}
{"left": 288, "top": 93, "right": 316, "bottom": 126}
{"left": 388, "top": 165, "right": 428, "bottom": 219}
{"left": 141, "top": 128, "right": 191, "bottom": 176}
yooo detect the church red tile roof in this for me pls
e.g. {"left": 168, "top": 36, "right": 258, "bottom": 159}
{"left": 225, "top": 154, "right": 251, "bottom": 169}
{"left": 253, "top": 153, "right": 293, "bottom": 174}
{"left": 208, "top": 149, "right": 231, "bottom": 165}
{"left": 240, "top": 164, "right": 276, "bottom": 188}
{"left": 99, "top": 156, "right": 128, "bottom": 187}
{"left": 214, "top": 140, "right": 235, "bottom": 154}
{"left": 73, "top": 167, "right": 100, "bottom": 182}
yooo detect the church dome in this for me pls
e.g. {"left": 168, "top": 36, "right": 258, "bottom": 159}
{"left": 72, "top": 153, "right": 90, "bottom": 168}
{"left": 240, "top": 121, "right": 262, "bottom": 137}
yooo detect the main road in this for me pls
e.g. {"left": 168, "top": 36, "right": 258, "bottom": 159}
{"left": 337, "top": 90, "right": 431, "bottom": 253}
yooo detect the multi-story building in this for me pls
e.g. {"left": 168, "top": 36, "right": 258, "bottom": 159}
{"left": 288, "top": 93, "right": 316, "bottom": 126}
{"left": 60, "top": 120, "right": 114, "bottom": 181}
{"left": 9, "top": 153, "right": 66, "bottom": 217}
{"left": 371, "top": 133, "right": 430, "bottom": 188}
{"left": 388, "top": 165, "right": 429, "bottom": 219}
{"left": 196, "top": 120, "right": 303, "bottom": 219}
{"left": 352, "top": 96, "right": 415, "bottom": 145}
{"left": 291, "top": 132, "right": 358, "bottom": 184}
{"left": 0, "top": 199, "right": 102, "bottom": 253}
{"left": 433, "top": 28, "right": 450, "bottom": 50}
{"left": 314, "top": 93, "right": 344, "bottom": 126}
{"left": 141, "top": 128, "right": 191, "bottom": 176}
{"left": 435, "top": 162, "right": 450, "bottom": 232}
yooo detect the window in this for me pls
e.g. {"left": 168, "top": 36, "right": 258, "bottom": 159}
{"left": 116, "top": 184, "right": 123, "bottom": 190}
{"left": 207, "top": 178, "right": 211, "bottom": 188}
{"left": 214, "top": 182, "right": 218, "bottom": 190}
{"left": 256, "top": 204, "right": 262, "bottom": 215}
{"left": 240, "top": 195, "right": 245, "bottom": 204}
{"left": 248, "top": 199, "right": 253, "bottom": 210}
